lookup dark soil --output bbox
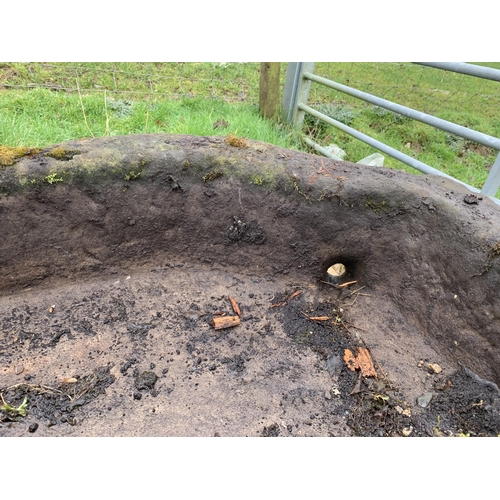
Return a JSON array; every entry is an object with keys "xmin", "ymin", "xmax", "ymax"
[{"xmin": 1, "ymin": 134, "xmax": 499, "ymax": 437}]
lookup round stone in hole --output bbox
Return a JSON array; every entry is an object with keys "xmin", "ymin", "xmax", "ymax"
[{"xmin": 327, "ymin": 263, "xmax": 346, "ymax": 284}]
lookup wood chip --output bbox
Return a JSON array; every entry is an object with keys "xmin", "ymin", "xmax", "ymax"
[{"xmin": 211, "ymin": 315, "xmax": 241, "ymax": 330}]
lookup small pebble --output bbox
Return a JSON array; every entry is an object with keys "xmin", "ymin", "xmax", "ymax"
[
  {"xmin": 28, "ymin": 423, "xmax": 39, "ymax": 433},
  {"xmin": 417, "ymin": 392, "xmax": 434, "ymax": 408},
  {"xmin": 426, "ymin": 363, "xmax": 442, "ymax": 374}
]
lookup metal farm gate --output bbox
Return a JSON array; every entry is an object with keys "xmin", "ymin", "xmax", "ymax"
[{"xmin": 282, "ymin": 62, "xmax": 500, "ymax": 205}]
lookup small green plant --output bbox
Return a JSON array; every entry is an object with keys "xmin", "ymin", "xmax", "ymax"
[
  {"xmin": 107, "ymin": 99, "xmax": 134, "ymax": 118},
  {"xmin": 202, "ymin": 169, "xmax": 223, "ymax": 182},
  {"xmin": 250, "ymin": 174, "xmax": 264, "ymax": 185},
  {"xmin": 446, "ymin": 133, "xmax": 466, "ymax": 153},
  {"xmin": 44, "ymin": 172, "xmax": 64, "ymax": 184},
  {"xmin": 124, "ymin": 171, "xmax": 141, "ymax": 181},
  {"xmin": 1, "ymin": 394, "xmax": 28, "ymax": 420},
  {"xmin": 373, "ymin": 394, "xmax": 390, "ymax": 410}
]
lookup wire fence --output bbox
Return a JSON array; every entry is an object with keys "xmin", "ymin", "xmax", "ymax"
[
  {"xmin": 0, "ymin": 62, "xmax": 273, "ymax": 103},
  {"xmin": 3, "ymin": 62, "xmax": 500, "ymax": 123}
]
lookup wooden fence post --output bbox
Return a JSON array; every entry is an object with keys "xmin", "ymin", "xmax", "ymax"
[{"xmin": 259, "ymin": 62, "xmax": 281, "ymax": 119}]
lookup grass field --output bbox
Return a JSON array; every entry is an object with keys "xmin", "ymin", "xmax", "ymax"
[
  {"xmin": 1, "ymin": 62, "xmax": 499, "ymax": 196},
  {"xmin": 307, "ymin": 63, "xmax": 500, "ymax": 195}
]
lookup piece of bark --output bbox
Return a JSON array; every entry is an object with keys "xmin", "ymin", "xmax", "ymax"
[
  {"xmin": 343, "ymin": 347, "xmax": 377, "ymax": 378},
  {"xmin": 228, "ymin": 296, "xmax": 241, "ymax": 316},
  {"xmin": 355, "ymin": 347, "xmax": 377, "ymax": 378},
  {"xmin": 211, "ymin": 315, "xmax": 241, "ymax": 330},
  {"xmin": 344, "ymin": 349, "xmax": 358, "ymax": 371}
]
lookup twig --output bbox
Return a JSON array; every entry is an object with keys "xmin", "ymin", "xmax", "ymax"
[
  {"xmin": 228, "ymin": 296, "xmax": 241, "ymax": 316},
  {"xmin": 347, "ymin": 322, "xmax": 368, "ymax": 332},
  {"xmin": 288, "ymin": 290, "xmax": 302, "ymax": 300},
  {"xmin": 270, "ymin": 301, "xmax": 286, "ymax": 309},
  {"xmin": 321, "ymin": 280, "xmax": 337, "ymax": 287},
  {"xmin": 76, "ymin": 71, "xmax": 95, "ymax": 138},
  {"xmin": 5, "ymin": 383, "xmax": 64, "ymax": 394},
  {"xmin": 345, "ymin": 294, "xmax": 360, "ymax": 308},
  {"xmin": 337, "ymin": 280, "xmax": 357, "ymax": 288},
  {"xmin": 301, "ymin": 311, "xmax": 331, "ymax": 321},
  {"xmin": 269, "ymin": 289, "xmax": 302, "ymax": 309}
]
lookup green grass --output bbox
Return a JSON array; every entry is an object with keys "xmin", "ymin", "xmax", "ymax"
[
  {"xmin": 0, "ymin": 87, "xmax": 298, "ymax": 149},
  {"xmin": 303, "ymin": 63, "xmax": 500, "ymax": 196},
  {"xmin": 0, "ymin": 62, "xmax": 499, "ymax": 197}
]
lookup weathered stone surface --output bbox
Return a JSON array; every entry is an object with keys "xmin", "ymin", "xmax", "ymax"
[{"xmin": 1, "ymin": 133, "xmax": 499, "ymax": 399}]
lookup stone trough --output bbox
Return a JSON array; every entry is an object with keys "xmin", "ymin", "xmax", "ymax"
[{"xmin": 1, "ymin": 134, "xmax": 499, "ymax": 436}]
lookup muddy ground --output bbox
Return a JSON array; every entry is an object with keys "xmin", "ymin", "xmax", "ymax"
[{"xmin": 1, "ymin": 134, "xmax": 499, "ymax": 437}]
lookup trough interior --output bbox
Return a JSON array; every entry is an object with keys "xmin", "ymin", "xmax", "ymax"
[{"xmin": 1, "ymin": 134, "xmax": 499, "ymax": 437}]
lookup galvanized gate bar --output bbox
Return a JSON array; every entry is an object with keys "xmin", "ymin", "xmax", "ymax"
[
  {"xmin": 481, "ymin": 152, "xmax": 500, "ymax": 196},
  {"xmin": 416, "ymin": 62, "xmax": 500, "ymax": 83},
  {"xmin": 282, "ymin": 62, "xmax": 315, "ymax": 126},
  {"xmin": 298, "ymin": 103, "xmax": 480, "ymax": 191},
  {"xmin": 302, "ymin": 71, "xmax": 500, "ymax": 151},
  {"xmin": 302, "ymin": 136, "xmax": 345, "ymax": 160}
]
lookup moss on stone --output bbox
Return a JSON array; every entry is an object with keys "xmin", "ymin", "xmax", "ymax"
[
  {"xmin": 365, "ymin": 197, "xmax": 388, "ymax": 212},
  {"xmin": 45, "ymin": 147, "xmax": 80, "ymax": 161},
  {"xmin": 0, "ymin": 146, "xmax": 41, "ymax": 167},
  {"xmin": 491, "ymin": 242, "xmax": 500, "ymax": 258}
]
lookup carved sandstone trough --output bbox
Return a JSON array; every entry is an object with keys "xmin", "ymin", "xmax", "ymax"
[{"xmin": 1, "ymin": 134, "xmax": 499, "ymax": 436}]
